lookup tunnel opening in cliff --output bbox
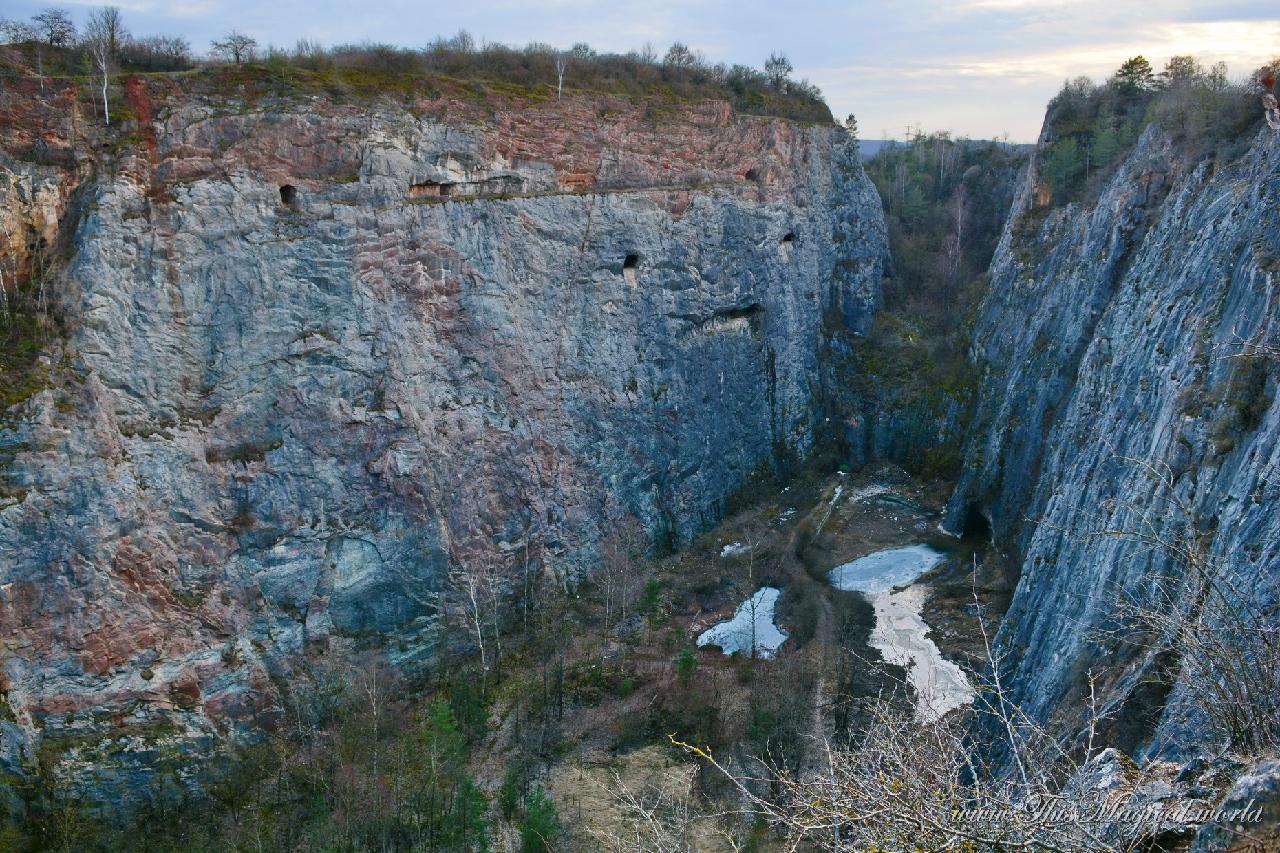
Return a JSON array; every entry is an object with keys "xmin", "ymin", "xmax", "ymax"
[
  {"xmin": 780, "ymin": 233, "xmax": 795, "ymax": 258},
  {"xmin": 409, "ymin": 180, "xmax": 455, "ymax": 199},
  {"xmin": 960, "ymin": 503, "xmax": 992, "ymax": 541},
  {"xmin": 279, "ymin": 184, "xmax": 297, "ymax": 207},
  {"xmin": 744, "ymin": 168, "xmax": 762, "ymax": 183},
  {"xmin": 623, "ymin": 253, "xmax": 639, "ymax": 285}
]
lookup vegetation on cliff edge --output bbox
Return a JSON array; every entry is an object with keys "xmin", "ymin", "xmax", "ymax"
[{"xmin": 0, "ymin": 17, "xmax": 833, "ymax": 124}]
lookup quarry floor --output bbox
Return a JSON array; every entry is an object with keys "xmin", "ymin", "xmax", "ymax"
[{"xmin": 475, "ymin": 462, "xmax": 1012, "ymax": 850}]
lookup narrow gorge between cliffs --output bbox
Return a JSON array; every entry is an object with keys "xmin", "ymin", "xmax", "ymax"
[{"xmin": 1, "ymin": 35, "xmax": 1278, "ymax": 853}]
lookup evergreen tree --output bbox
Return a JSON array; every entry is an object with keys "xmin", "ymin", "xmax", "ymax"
[
  {"xmin": 1042, "ymin": 137, "xmax": 1084, "ymax": 200},
  {"xmin": 443, "ymin": 777, "xmax": 490, "ymax": 851},
  {"xmin": 520, "ymin": 788, "xmax": 562, "ymax": 853},
  {"xmin": 675, "ymin": 647, "xmax": 698, "ymax": 685},
  {"xmin": 845, "ymin": 113, "xmax": 859, "ymax": 140},
  {"xmin": 1090, "ymin": 124, "xmax": 1123, "ymax": 168},
  {"xmin": 1112, "ymin": 56, "xmax": 1155, "ymax": 93},
  {"xmin": 638, "ymin": 577, "xmax": 663, "ymax": 624}
]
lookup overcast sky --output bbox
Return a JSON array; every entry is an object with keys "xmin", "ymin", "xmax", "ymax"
[{"xmin": 6, "ymin": 0, "xmax": 1278, "ymax": 140}]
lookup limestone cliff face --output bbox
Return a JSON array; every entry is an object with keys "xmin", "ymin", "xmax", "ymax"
[
  {"xmin": 0, "ymin": 79, "xmax": 886, "ymax": 791},
  {"xmin": 944, "ymin": 123, "xmax": 1280, "ymax": 754}
]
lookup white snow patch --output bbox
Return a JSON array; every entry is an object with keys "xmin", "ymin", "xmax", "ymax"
[
  {"xmin": 720, "ymin": 541, "xmax": 750, "ymax": 558},
  {"xmin": 844, "ymin": 484, "xmax": 891, "ymax": 504},
  {"xmin": 696, "ymin": 587, "xmax": 788, "ymax": 658}
]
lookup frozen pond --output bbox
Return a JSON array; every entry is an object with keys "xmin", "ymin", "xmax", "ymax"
[
  {"xmin": 826, "ymin": 544, "xmax": 947, "ymax": 593},
  {"xmin": 826, "ymin": 545, "xmax": 973, "ymax": 720},
  {"xmin": 696, "ymin": 587, "xmax": 788, "ymax": 659}
]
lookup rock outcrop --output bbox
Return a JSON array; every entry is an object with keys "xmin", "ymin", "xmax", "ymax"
[
  {"xmin": 944, "ymin": 121, "xmax": 1280, "ymax": 756},
  {"xmin": 0, "ymin": 78, "xmax": 886, "ymax": 796}
]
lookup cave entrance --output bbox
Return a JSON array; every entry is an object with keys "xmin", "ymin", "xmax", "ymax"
[
  {"xmin": 744, "ymin": 168, "xmax": 762, "ymax": 183},
  {"xmin": 780, "ymin": 232, "xmax": 795, "ymax": 258},
  {"xmin": 279, "ymin": 184, "xmax": 297, "ymax": 207},
  {"xmin": 961, "ymin": 503, "xmax": 992, "ymax": 541},
  {"xmin": 623, "ymin": 253, "xmax": 639, "ymax": 285},
  {"xmin": 409, "ymin": 181, "xmax": 456, "ymax": 200}
]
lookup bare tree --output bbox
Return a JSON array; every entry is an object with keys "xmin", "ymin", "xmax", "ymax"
[
  {"xmin": 28, "ymin": 7, "xmax": 74, "ymax": 88},
  {"xmin": 211, "ymin": 30, "xmax": 257, "ymax": 64},
  {"xmin": 0, "ymin": 259, "xmax": 11, "ymax": 326},
  {"xmin": 84, "ymin": 7, "xmax": 127, "ymax": 125},
  {"xmin": 448, "ymin": 560, "xmax": 490, "ymax": 679},
  {"xmin": 0, "ymin": 18, "xmax": 37, "ymax": 45},
  {"xmin": 554, "ymin": 52, "xmax": 568, "ymax": 100},
  {"xmin": 85, "ymin": 6, "xmax": 126, "ymax": 60},
  {"xmin": 442, "ymin": 29, "xmax": 473, "ymax": 52},
  {"xmin": 663, "ymin": 42, "xmax": 698, "ymax": 69},
  {"xmin": 589, "ymin": 771, "xmax": 712, "ymax": 852},
  {"xmin": 599, "ymin": 514, "xmax": 645, "ymax": 630},
  {"xmin": 32, "ymin": 8, "xmax": 75, "ymax": 46},
  {"xmin": 445, "ymin": 509, "xmax": 511, "ymax": 687},
  {"xmin": 764, "ymin": 52, "xmax": 793, "ymax": 89},
  {"xmin": 1089, "ymin": 450, "xmax": 1280, "ymax": 757}
]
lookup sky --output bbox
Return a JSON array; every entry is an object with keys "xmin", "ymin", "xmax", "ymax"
[{"xmin": 4, "ymin": 0, "xmax": 1278, "ymax": 141}]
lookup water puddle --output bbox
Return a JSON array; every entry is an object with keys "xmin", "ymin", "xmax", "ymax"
[
  {"xmin": 827, "ymin": 545, "xmax": 973, "ymax": 720},
  {"xmin": 696, "ymin": 586, "xmax": 788, "ymax": 659}
]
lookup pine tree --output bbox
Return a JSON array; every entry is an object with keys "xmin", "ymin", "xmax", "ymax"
[
  {"xmin": 1090, "ymin": 124, "xmax": 1123, "ymax": 168},
  {"xmin": 520, "ymin": 788, "xmax": 562, "ymax": 853},
  {"xmin": 1042, "ymin": 138, "xmax": 1084, "ymax": 200},
  {"xmin": 675, "ymin": 647, "xmax": 698, "ymax": 685},
  {"xmin": 1112, "ymin": 56, "xmax": 1155, "ymax": 93}
]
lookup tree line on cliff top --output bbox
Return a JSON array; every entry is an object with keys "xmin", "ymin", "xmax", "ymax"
[
  {"xmin": 0, "ymin": 6, "xmax": 833, "ymax": 123},
  {"xmin": 1038, "ymin": 54, "xmax": 1280, "ymax": 205}
]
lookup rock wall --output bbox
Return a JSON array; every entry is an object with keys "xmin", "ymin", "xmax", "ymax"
[
  {"xmin": 944, "ymin": 122, "xmax": 1280, "ymax": 755},
  {"xmin": 0, "ymin": 79, "xmax": 886, "ymax": 793}
]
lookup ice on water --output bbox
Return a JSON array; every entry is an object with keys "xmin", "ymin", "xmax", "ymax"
[
  {"xmin": 697, "ymin": 586, "xmax": 788, "ymax": 658},
  {"xmin": 826, "ymin": 544, "xmax": 946, "ymax": 594}
]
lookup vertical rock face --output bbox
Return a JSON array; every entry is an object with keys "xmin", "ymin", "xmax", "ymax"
[
  {"xmin": 945, "ymin": 123, "xmax": 1280, "ymax": 753},
  {"xmin": 0, "ymin": 82, "xmax": 886, "ymax": 791}
]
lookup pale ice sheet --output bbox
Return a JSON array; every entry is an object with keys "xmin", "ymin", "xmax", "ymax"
[
  {"xmin": 697, "ymin": 587, "xmax": 788, "ymax": 658},
  {"xmin": 870, "ymin": 585, "xmax": 974, "ymax": 720},
  {"xmin": 826, "ymin": 545, "xmax": 973, "ymax": 720},
  {"xmin": 826, "ymin": 544, "xmax": 946, "ymax": 594}
]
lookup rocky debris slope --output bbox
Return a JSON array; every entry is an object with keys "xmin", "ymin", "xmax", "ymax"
[
  {"xmin": 0, "ymin": 78, "xmax": 886, "ymax": 797},
  {"xmin": 944, "ymin": 121, "xmax": 1280, "ymax": 761}
]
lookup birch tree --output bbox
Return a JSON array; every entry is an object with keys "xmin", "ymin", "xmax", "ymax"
[
  {"xmin": 554, "ymin": 52, "xmax": 568, "ymax": 100},
  {"xmin": 85, "ymin": 7, "xmax": 126, "ymax": 126}
]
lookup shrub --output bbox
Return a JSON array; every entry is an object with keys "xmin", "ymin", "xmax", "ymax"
[
  {"xmin": 277, "ymin": 38, "xmax": 833, "ymax": 123},
  {"xmin": 520, "ymin": 788, "xmax": 562, "ymax": 853}
]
